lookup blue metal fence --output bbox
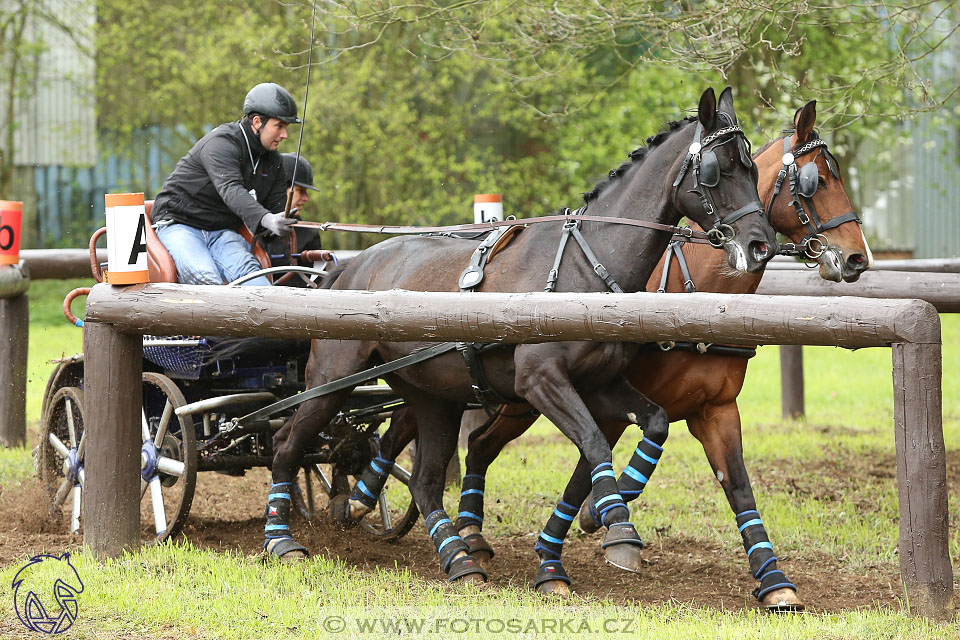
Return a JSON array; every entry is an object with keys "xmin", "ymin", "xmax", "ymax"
[{"xmin": 30, "ymin": 125, "xmax": 192, "ymax": 247}]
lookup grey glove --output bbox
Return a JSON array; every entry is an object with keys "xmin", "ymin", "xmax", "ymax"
[{"xmin": 260, "ymin": 211, "xmax": 296, "ymax": 238}]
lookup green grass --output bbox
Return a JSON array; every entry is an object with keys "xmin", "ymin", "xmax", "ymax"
[
  {"xmin": 1, "ymin": 280, "xmax": 958, "ymax": 638},
  {"xmin": 0, "ymin": 544, "xmax": 952, "ymax": 639}
]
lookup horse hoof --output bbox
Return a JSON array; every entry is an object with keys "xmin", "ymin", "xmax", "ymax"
[
  {"xmin": 453, "ymin": 571, "xmax": 487, "ymax": 586},
  {"xmin": 762, "ymin": 588, "xmax": 805, "ymax": 612},
  {"xmin": 536, "ymin": 580, "xmax": 571, "ymax": 598},
  {"xmin": 329, "ymin": 494, "xmax": 361, "ymax": 529},
  {"xmin": 462, "ymin": 533, "xmax": 495, "ymax": 564},
  {"xmin": 578, "ymin": 500, "xmax": 600, "ymax": 534},
  {"xmin": 264, "ymin": 537, "xmax": 309, "ymax": 562},
  {"xmin": 603, "ymin": 543, "xmax": 644, "ymax": 573}
]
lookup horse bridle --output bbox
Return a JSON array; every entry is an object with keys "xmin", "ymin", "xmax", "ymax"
[
  {"xmin": 766, "ymin": 132, "xmax": 861, "ymax": 259},
  {"xmin": 672, "ymin": 114, "xmax": 765, "ymax": 248}
]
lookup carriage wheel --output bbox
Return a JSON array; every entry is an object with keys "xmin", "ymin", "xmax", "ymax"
[
  {"xmin": 293, "ymin": 438, "xmax": 419, "ymax": 542},
  {"xmin": 39, "ymin": 387, "xmax": 87, "ymax": 535},
  {"xmin": 139, "ymin": 372, "xmax": 197, "ymax": 543}
]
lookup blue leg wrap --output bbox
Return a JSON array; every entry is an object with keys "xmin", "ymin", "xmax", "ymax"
[
  {"xmin": 455, "ymin": 474, "xmax": 486, "ymax": 531},
  {"xmin": 736, "ymin": 510, "xmax": 797, "ymax": 600},
  {"xmin": 534, "ymin": 500, "xmax": 578, "ymax": 560},
  {"xmin": 591, "ymin": 462, "xmax": 629, "ymax": 527},
  {"xmin": 349, "ymin": 453, "xmax": 395, "ymax": 509},
  {"xmin": 424, "ymin": 510, "xmax": 470, "ymax": 573},
  {"xmin": 618, "ymin": 437, "xmax": 662, "ymax": 502},
  {"xmin": 264, "ymin": 482, "xmax": 293, "ymax": 544}
]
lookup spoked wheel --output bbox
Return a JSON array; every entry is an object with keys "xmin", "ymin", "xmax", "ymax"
[
  {"xmin": 139, "ymin": 372, "xmax": 197, "ymax": 543},
  {"xmin": 39, "ymin": 387, "xmax": 87, "ymax": 535},
  {"xmin": 293, "ymin": 438, "xmax": 419, "ymax": 542}
]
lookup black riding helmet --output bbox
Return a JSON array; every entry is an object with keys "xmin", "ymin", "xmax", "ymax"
[
  {"xmin": 243, "ymin": 83, "xmax": 301, "ymax": 124},
  {"xmin": 282, "ymin": 153, "xmax": 320, "ymax": 191}
]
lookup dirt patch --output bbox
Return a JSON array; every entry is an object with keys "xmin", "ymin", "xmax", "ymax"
[{"xmin": 0, "ymin": 467, "xmax": 923, "ymax": 614}]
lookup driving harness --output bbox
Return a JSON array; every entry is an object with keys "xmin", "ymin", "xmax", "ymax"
[{"xmin": 456, "ymin": 116, "xmax": 763, "ymax": 410}]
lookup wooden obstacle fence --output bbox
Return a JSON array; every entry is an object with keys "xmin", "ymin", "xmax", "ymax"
[
  {"xmin": 756, "ymin": 270, "xmax": 960, "ymax": 418},
  {"xmin": 81, "ymin": 283, "xmax": 950, "ymax": 618}
]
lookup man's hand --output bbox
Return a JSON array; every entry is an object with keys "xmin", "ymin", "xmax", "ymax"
[{"xmin": 260, "ymin": 211, "xmax": 296, "ymax": 237}]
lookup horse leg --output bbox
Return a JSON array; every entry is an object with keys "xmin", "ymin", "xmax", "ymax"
[
  {"xmin": 456, "ymin": 406, "xmax": 537, "ymax": 563},
  {"xmin": 531, "ymin": 456, "xmax": 597, "ymax": 596},
  {"xmin": 264, "ymin": 342, "xmax": 370, "ymax": 560},
  {"xmin": 405, "ymin": 398, "xmax": 487, "ymax": 583},
  {"xmin": 574, "ymin": 378, "xmax": 668, "ymax": 539},
  {"xmin": 688, "ymin": 402, "xmax": 804, "ymax": 612},
  {"xmin": 514, "ymin": 357, "xmax": 645, "ymax": 574},
  {"xmin": 330, "ymin": 405, "xmax": 419, "ymax": 525}
]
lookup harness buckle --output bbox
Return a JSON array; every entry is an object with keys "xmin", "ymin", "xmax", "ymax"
[{"xmin": 658, "ymin": 341, "xmax": 675, "ymax": 352}]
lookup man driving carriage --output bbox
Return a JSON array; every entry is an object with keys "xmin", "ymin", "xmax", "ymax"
[{"xmin": 152, "ymin": 82, "xmax": 300, "ymax": 286}]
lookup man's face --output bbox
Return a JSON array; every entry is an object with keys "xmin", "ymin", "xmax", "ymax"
[
  {"xmin": 255, "ymin": 116, "xmax": 289, "ymax": 150},
  {"xmin": 288, "ymin": 185, "xmax": 309, "ymax": 212}
]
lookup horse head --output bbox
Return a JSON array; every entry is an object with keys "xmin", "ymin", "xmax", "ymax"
[
  {"xmin": 755, "ymin": 100, "xmax": 873, "ymax": 282},
  {"xmin": 665, "ymin": 87, "xmax": 778, "ymax": 274}
]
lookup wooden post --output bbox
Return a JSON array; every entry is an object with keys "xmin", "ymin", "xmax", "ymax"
[
  {"xmin": 0, "ymin": 293, "xmax": 28, "ymax": 447},
  {"xmin": 0, "ymin": 262, "xmax": 30, "ymax": 447},
  {"xmin": 892, "ymin": 341, "xmax": 952, "ymax": 618},
  {"xmin": 82, "ymin": 321, "xmax": 142, "ymax": 557},
  {"xmin": 779, "ymin": 345, "xmax": 805, "ymax": 419}
]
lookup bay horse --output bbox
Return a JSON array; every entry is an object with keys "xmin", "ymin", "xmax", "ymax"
[
  {"xmin": 405, "ymin": 101, "xmax": 869, "ymax": 607},
  {"xmin": 263, "ymin": 87, "xmax": 778, "ymax": 583}
]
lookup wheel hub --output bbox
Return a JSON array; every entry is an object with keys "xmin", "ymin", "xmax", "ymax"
[
  {"xmin": 140, "ymin": 441, "xmax": 159, "ymax": 480},
  {"xmin": 61, "ymin": 448, "xmax": 80, "ymax": 485}
]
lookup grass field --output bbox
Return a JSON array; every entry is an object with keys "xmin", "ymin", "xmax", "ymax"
[{"xmin": 1, "ymin": 279, "xmax": 958, "ymax": 638}]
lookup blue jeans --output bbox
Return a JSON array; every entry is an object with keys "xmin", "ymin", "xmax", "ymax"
[{"xmin": 155, "ymin": 223, "xmax": 271, "ymax": 286}]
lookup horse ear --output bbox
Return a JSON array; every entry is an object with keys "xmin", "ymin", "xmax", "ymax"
[
  {"xmin": 717, "ymin": 86, "xmax": 737, "ymax": 123},
  {"xmin": 59, "ymin": 552, "xmax": 71, "ymax": 563},
  {"xmin": 794, "ymin": 100, "xmax": 817, "ymax": 141},
  {"xmin": 698, "ymin": 87, "xmax": 717, "ymax": 130}
]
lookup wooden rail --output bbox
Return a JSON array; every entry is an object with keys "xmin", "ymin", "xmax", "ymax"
[
  {"xmin": 81, "ymin": 283, "xmax": 950, "ymax": 617},
  {"xmin": 20, "ymin": 248, "xmax": 106, "ymax": 281},
  {"xmin": 757, "ymin": 270, "xmax": 960, "ymax": 418},
  {"xmin": 767, "ymin": 256, "xmax": 960, "ymax": 273}
]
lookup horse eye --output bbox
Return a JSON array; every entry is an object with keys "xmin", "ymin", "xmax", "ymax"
[{"xmin": 818, "ymin": 176, "xmax": 827, "ymax": 187}]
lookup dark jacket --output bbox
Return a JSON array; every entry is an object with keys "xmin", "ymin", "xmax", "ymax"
[{"xmin": 151, "ymin": 120, "xmax": 288, "ymax": 232}]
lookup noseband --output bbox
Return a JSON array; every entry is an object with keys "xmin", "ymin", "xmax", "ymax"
[
  {"xmin": 766, "ymin": 132, "xmax": 862, "ymax": 259},
  {"xmin": 672, "ymin": 116, "xmax": 765, "ymax": 248}
]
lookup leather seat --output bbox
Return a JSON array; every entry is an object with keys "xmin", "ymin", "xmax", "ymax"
[{"xmin": 144, "ymin": 200, "xmax": 271, "ymax": 283}]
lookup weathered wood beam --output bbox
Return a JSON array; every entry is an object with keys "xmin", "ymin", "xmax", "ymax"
[
  {"xmin": 779, "ymin": 345, "xmax": 804, "ymax": 420},
  {"xmin": 757, "ymin": 270, "xmax": 960, "ymax": 313},
  {"xmin": 0, "ymin": 263, "xmax": 30, "ymax": 447},
  {"xmin": 84, "ymin": 284, "xmax": 939, "ymax": 347},
  {"xmin": 892, "ymin": 341, "xmax": 951, "ymax": 618},
  {"xmin": 20, "ymin": 248, "xmax": 104, "ymax": 280},
  {"xmin": 82, "ymin": 322, "xmax": 142, "ymax": 557},
  {"xmin": 767, "ymin": 256, "xmax": 960, "ymax": 273}
]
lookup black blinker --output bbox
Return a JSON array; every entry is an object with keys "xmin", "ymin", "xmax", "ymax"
[
  {"xmin": 699, "ymin": 150, "xmax": 720, "ymax": 188},
  {"xmin": 798, "ymin": 161, "xmax": 819, "ymax": 198}
]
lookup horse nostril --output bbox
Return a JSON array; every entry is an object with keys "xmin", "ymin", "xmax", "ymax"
[
  {"xmin": 847, "ymin": 253, "xmax": 866, "ymax": 271},
  {"xmin": 750, "ymin": 241, "xmax": 772, "ymax": 263}
]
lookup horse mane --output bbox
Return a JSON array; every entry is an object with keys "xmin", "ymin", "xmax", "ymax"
[{"xmin": 582, "ymin": 115, "xmax": 697, "ymax": 204}]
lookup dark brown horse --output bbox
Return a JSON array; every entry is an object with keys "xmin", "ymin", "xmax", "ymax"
[
  {"xmin": 262, "ymin": 87, "xmax": 778, "ymax": 583},
  {"xmin": 421, "ymin": 101, "xmax": 869, "ymax": 606}
]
